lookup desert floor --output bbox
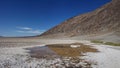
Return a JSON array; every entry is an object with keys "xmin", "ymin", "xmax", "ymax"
[{"xmin": 0, "ymin": 37, "xmax": 120, "ymax": 68}]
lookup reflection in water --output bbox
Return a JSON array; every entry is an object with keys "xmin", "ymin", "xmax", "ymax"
[
  {"xmin": 26, "ymin": 43, "xmax": 98, "ymax": 59},
  {"xmin": 26, "ymin": 46, "xmax": 59, "ymax": 59}
]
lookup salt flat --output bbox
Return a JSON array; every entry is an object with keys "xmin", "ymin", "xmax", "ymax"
[
  {"xmin": 0, "ymin": 38, "xmax": 120, "ymax": 68},
  {"xmin": 83, "ymin": 42, "xmax": 120, "ymax": 68}
]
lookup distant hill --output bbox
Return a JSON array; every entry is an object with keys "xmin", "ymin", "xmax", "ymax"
[
  {"xmin": 0, "ymin": 36, "xmax": 3, "ymax": 37},
  {"xmin": 40, "ymin": 0, "xmax": 120, "ymax": 42}
]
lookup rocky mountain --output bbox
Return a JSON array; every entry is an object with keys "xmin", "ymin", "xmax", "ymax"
[{"xmin": 40, "ymin": 0, "xmax": 120, "ymax": 42}]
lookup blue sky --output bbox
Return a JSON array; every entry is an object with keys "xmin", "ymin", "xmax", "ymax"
[{"xmin": 0, "ymin": 0, "xmax": 111, "ymax": 37}]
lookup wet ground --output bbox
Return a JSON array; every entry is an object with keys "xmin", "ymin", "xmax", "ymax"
[
  {"xmin": 25, "ymin": 43, "xmax": 98, "ymax": 68},
  {"xmin": 47, "ymin": 43, "xmax": 98, "ymax": 57},
  {"xmin": 25, "ymin": 46, "xmax": 60, "ymax": 59},
  {"xmin": 26, "ymin": 43, "xmax": 98, "ymax": 58}
]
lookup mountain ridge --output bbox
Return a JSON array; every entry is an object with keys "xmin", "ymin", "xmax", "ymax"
[{"xmin": 40, "ymin": 0, "xmax": 120, "ymax": 42}]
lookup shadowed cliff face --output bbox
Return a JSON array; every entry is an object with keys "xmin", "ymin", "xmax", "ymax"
[{"xmin": 40, "ymin": 0, "xmax": 120, "ymax": 37}]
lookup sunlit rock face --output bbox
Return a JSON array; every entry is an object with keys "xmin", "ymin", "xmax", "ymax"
[{"xmin": 40, "ymin": 0, "xmax": 120, "ymax": 39}]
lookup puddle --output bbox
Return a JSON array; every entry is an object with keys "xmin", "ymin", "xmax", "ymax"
[
  {"xmin": 24, "ymin": 43, "xmax": 98, "ymax": 68},
  {"xmin": 25, "ymin": 46, "xmax": 59, "ymax": 59},
  {"xmin": 25, "ymin": 43, "xmax": 98, "ymax": 59}
]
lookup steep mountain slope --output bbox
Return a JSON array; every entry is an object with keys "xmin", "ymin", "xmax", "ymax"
[{"xmin": 40, "ymin": 0, "xmax": 120, "ymax": 41}]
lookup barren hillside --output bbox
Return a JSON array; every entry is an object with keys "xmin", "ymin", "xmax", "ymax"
[{"xmin": 40, "ymin": 0, "xmax": 120, "ymax": 40}]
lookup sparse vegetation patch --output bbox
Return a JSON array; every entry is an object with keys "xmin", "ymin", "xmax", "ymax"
[
  {"xmin": 104, "ymin": 42, "xmax": 120, "ymax": 46},
  {"xmin": 91, "ymin": 40, "xmax": 104, "ymax": 44},
  {"xmin": 91, "ymin": 40, "xmax": 120, "ymax": 46}
]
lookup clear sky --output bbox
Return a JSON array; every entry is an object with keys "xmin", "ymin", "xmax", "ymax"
[{"xmin": 0, "ymin": 0, "xmax": 111, "ymax": 37}]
